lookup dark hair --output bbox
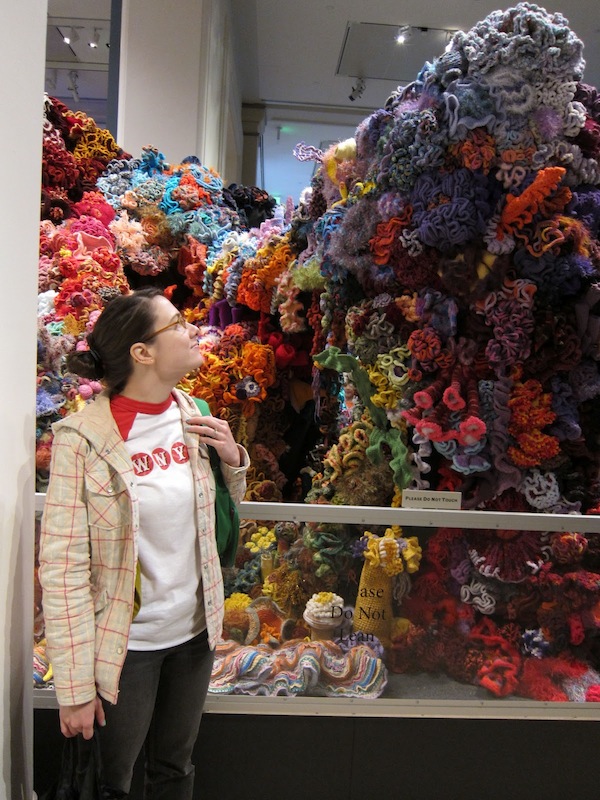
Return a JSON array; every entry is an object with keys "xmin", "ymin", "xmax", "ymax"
[{"xmin": 65, "ymin": 287, "xmax": 164, "ymax": 395}]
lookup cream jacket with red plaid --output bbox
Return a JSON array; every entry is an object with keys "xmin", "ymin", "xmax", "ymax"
[{"xmin": 39, "ymin": 390, "xmax": 248, "ymax": 707}]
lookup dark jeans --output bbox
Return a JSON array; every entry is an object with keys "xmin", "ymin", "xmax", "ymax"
[{"xmin": 97, "ymin": 630, "xmax": 214, "ymax": 800}]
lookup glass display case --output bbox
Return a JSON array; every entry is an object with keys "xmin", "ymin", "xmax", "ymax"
[{"xmin": 34, "ymin": 493, "xmax": 600, "ymax": 720}]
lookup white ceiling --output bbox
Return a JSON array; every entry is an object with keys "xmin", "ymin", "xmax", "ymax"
[
  {"xmin": 44, "ymin": 0, "xmax": 600, "ymax": 197},
  {"xmin": 45, "ymin": 0, "xmax": 111, "ymax": 124},
  {"xmin": 231, "ymin": 0, "xmax": 600, "ymax": 114},
  {"xmin": 232, "ymin": 0, "xmax": 600, "ymax": 199}
]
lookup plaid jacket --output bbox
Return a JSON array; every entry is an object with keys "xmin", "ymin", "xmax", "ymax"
[{"xmin": 39, "ymin": 389, "xmax": 248, "ymax": 706}]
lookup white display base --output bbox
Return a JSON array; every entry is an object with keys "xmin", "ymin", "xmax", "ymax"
[{"xmin": 33, "ymin": 679, "xmax": 600, "ymax": 721}]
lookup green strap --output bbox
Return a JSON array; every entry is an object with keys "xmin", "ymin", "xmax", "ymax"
[
  {"xmin": 193, "ymin": 397, "xmax": 211, "ymax": 416},
  {"xmin": 192, "ymin": 396, "xmax": 240, "ymax": 567},
  {"xmin": 133, "ymin": 560, "xmax": 141, "ymax": 620},
  {"xmin": 192, "ymin": 397, "xmax": 221, "ymax": 472}
]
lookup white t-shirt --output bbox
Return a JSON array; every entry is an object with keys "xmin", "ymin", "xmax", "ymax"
[{"xmin": 111, "ymin": 393, "xmax": 206, "ymax": 650}]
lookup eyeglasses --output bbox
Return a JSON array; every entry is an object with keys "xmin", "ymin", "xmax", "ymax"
[{"xmin": 145, "ymin": 313, "xmax": 188, "ymax": 340}]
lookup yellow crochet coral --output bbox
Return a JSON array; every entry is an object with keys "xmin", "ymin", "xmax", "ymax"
[
  {"xmin": 224, "ymin": 593, "xmax": 253, "ymax": 611},
  {"xmin": 354, "ymin": 527, "xmax": 422, "ymax": 646},
  {"xmin": 363, "ymin": 526, "xmax": 422, "ymax": 576},
  {"xmin": 245, "ymin": 526, "xmax": 276, "ymax": 554}
]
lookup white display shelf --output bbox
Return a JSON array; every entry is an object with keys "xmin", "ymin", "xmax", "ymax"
[
  {"xmin": 32, "ymin": 685, "xmax": 600, "ymax": 721},
  {"xmin": 34, "ymin": 494, "xmax": 600, "ymax": 533},
  {"xmin": 34, "ymin": 493, "xmax": 600, "ymax": 720}
]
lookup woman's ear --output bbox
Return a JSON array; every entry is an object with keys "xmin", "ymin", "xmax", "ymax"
[{"xmin": 130, "ymin": 342, "xmax": 155, "ymax": 366}]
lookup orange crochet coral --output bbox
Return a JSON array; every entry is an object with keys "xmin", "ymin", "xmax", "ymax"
[
  {"xmin": 178, "ymin": 236, "xmax": 208, "ymax": 296},
  {"xmin": 507, "ymin": 378, "xmax": 559, "ymax": 467},
  {"xmin": 369, "ymin": 211, "xmax": 413, "ymax": 265},
  {"xmin": 498, "ymin": 166, "xmax": 571, "ymax": 238},
  {"xmin": 221, "ymin": 341, "xmax": 277, "ymax": 416},
  {"xmin": 449, "ymin": 129, "xmax": 496, "ymax": 174},
  {"xmin": 172, "ymin": 171, "xmax": 213, "ymax": 210},
  {"xmin": 237, "ymin": 240, "xmax": 293, "ymax": 313}
]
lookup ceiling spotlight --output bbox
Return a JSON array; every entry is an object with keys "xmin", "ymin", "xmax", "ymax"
[
  {"xmin": 88, "ymin": 28, "xmax": 100, "ymax": 48},
  {"xmin": 395, "ymin": 25, "xmax": 410, "ymax": 45},
  {"xmin": 67, "ymin": 70, "xmax": 80, "ymax": 103},
  {"xmin": 63, "ymin": 26, "xmax": 80, "ymax": 45},
  {"xmin": 348, "ymin": 77, "xmax": 366, "ymax": 102}
]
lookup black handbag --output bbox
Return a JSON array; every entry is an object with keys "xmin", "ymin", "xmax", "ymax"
[{"xmin": 39, "ymin": 734, "xmax": 107, "ymax": 800}]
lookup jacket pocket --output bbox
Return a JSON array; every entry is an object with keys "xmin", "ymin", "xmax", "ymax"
[{"xmin": 85, "ymin": 466, "xmax": 130, "ymax": 529}]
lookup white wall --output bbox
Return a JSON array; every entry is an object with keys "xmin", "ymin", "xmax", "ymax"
[
  {"xmin": 1, "ymin": 2, "xmax": 47, "ymax": 797},
  {"xmin": 117, "ymin": 0, "xmax": 242, "ymax": 181},
  {"xmin": 260, "ymin": 103, "xmax": 369, "ymax": 204},
  {"xmin": 262, "ymin": 118, "xmax": 358, "ymax": 204}
]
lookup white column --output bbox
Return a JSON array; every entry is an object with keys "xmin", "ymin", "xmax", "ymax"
[
  {"xmin": 117, "ymin": 0, "xmax": 242, "ymax": 179},
  {"xmin": 1, "ymin": 1, "xmax": 47, "ymax": 797}
]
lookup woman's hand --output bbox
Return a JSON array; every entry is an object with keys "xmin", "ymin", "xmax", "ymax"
[
  {"xmin": 186, "ymin": 414, "xmax": 241, "ymax": 467},
  {"xmin": 59, "ymin": 696, "xmax": 105, "ymax": 739}
]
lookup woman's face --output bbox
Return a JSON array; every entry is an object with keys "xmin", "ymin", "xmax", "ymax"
[{"xmin": 145, "ymin": 296, "xmax": 203, "ymax": 381}]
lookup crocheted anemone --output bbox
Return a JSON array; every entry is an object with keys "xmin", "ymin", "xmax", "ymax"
[{"xmin": 466, "ymin": 528, "xmax": 547, "ymax": 583}]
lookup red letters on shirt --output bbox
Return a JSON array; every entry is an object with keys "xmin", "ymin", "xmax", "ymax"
[{"xmin": 130, "ymin": 443, "xmax": 189, "ymax": 476}]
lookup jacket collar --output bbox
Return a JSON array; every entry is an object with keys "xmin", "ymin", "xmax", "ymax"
[
  {"xmin": 54, "ymin": 392, "xmax": 133, "ymax": 475},
  {"xmin": 54, "ymin": 392, "xmax": 120, "ymax": 446},
  {"xmin": 53, "ymin": 389, "xmax": 208, "ymax": 475}
]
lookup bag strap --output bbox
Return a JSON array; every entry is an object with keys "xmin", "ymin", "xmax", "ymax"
[
  {"xmin": 191, "ymin": 395, "xmax": 239, "ymax": 567},
  {"xmin": 192, "ymin": 396, "xmax": 220, "ymax": 470},
  {"xmin": 193, "ymin": 396, "xmax": 211, "ymax": 417}
]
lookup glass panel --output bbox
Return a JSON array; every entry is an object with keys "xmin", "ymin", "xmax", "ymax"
[
  {"xmin": 214, "ymin": 512, "xmax": 600, "ymax": 704},
  {"xmin": 33, "ymin": 497, "xmax": 600, "ymax": 713}
]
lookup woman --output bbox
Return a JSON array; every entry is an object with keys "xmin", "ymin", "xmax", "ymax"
[{"xmin": 39, "ymin": 287, "xmax": 249, "ymax": 799}]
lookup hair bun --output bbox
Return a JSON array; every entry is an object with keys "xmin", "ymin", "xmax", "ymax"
[{"xmin": 87, "ymin": 347, "xmax": 105, "ymax": 378}]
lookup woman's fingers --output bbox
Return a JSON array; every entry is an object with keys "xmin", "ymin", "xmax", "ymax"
[{"xmin": 186, "ymin": 416, "xmax": 240, "ymax": 465}]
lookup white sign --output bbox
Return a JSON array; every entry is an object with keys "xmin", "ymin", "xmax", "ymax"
[{"xmin": 402, "ymin": 489, "xmax": 462, "ymax": 510}]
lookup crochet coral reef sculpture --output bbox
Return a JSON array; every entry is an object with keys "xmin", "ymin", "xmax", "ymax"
[
  {"xmin": 303, "ymin": 3, "xmax": 600, "ymax": 515},
  {"xmin": 36, "ymin": 96, "xmax": 310, "ymax": 502},
  {"xmin": 35, "ymin": 4, "xmax": 600, "ymax": 702},
  {"xmin": 288, "ymin": 3, "xmax": 600, "ymax": 699}
]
